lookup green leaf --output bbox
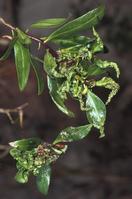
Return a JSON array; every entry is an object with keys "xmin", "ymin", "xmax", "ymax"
[
  {"xmin": 36, "ymin": 165, "xmax": 51, "ymax": 195},
  {"xmin": 44, "ymin": 6, "xmax": 105, "ymax": 42},
  {"xmin": 31, "ymin": 18, "xmax": 66, "ymax": 29},
  {"xmin": 86, "ymin": 64, "xmax": 106, "ymax": 76},
  {"xmin": 0, "ymin": 38, "xmax": 17, "ymax": 61},
  {"xmin": 9, "ymin": 138, "xmax": 42, "ymax": 150},
  {"xmin": 86, "ymin": 90, "xmax": 106, "ymax": 137},
  {"xmin": 14, "ymin": 40, "xmax": 31, "ymax": 91},
  {"xmin": 95, "ymin": 59, "xmax": 120, "ymax": 78},
  {"xmin": 91, "ymin": 27, "xmax": 104, "ymax": 53},
  {"xmin": 54, "ymin": 124, "xmax": 92, "ymax": 144},
  {"xmin": 16, "ymin": 28, "xmax": 31, "ymax": 45},
  {"xmin": 31, "ymin": 58, "xmax": 44, "ymax": 95},
  {"xmin": 96, "ymin": 77, "xmax": 120, "ymax": 104},
  {"xmin": 10, "ymin": 148, "xmax": 19, "ymax": 157},
  {"xmin": 44, "ymin": 51, "xmax": 63, "ymax": 78},
  {"xmin": 47, "ymin": 76, "xmax": 74, "ymax": 117},
  {"xmin": 15, "ymin": 170, "xmax": 29, "ymax": 184},
  {"xmin": 44, "ymin": 50, "xmax": 57, "ymax": 76},
  {"xmin": 53, "ymin": 36, "xmax": 95, "ymax": 48}
]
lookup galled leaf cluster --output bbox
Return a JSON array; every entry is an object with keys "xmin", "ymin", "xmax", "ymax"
[
  {"xmin": 10, "ymin": 138, "xmax": 67, "ymax": 194},
  {"xmin": 45, "ymin": 27, "xmax": 120, "ymax": 137},
  {"xmin": 0, "ymin": 5, "xmax": 120, "ymax": 195},
  {"xmin": 10, "ymin": 124, "xmax": 92, "ymax": 194}
]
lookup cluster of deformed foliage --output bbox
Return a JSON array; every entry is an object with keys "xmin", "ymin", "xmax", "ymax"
[
  {"xmin": 10, "ymin": 138, "xmax": 67, "ymax": 195},
  {"xmin": 0, "ymin": 5, "xmax": 120, "ymax": 195}
]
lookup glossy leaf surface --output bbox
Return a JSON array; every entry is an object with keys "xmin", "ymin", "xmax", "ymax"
[
  {"xmin": 9, "ymin": 138, "xmax": 41, "ymax": 150},
  {"xmin": 31, "ymin": 58, "xmax": 44, "ymax": 95},
  {"xmin": 47, "ymin": 76, "xmax": 74, "ymax": 117},
  {"xmin": 36, "ymin": 165, "xmax": 51, "ymax": 195},
  {"xmin": 54, "ymin": 124, "xmax": 92, "ymax": 144},
  {"xmin": 53, "ymin": 36, "xmax": 95, "ymax": 48},
  {"xmin": 44, "ymin": 6, "xmax": 105, "ymax": 42},
  {"xmin": 31, "ymin": 18, "xmax": 66, "ymax": 29},
  {"xmin": 86, "ymin": 90, "xmax": 106, "ymax": 137},
  {"xmin": 14, "ymin": 40, "xmax": 31, "ymax": 91}
]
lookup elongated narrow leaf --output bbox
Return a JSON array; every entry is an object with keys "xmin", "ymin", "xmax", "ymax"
[
  {"xmin": 44, "ymin": 6, "xmax": 105, "ymax": 42},
  {"xmin": 31, "ymin": 58, "xmax": 44, "ymax": 95},
  {"xmin": 14, "ymin": 40, "xmax": 31, "ymax": 91},
  {"xmin": 86, "ymin": 90, "xmax": 106, "ymax": 137},
  {"xmin": 36, "ymin": 165, "xmax": 51, "ymax": 195},
  {"xmin": 96, "ymin": 77, "xmax": 120, "ymax": 104},
  {"xmin": 9, "ymin": 138, "xmax": 42, "ymax": 150},
  {"xmin": 53, "ymin": 36, "xmax": 95, "ymax": 48},
  {"xmin": 47, "ymin": 76, "xmax": 74, "ymax": 117},
  {"xmin": 54, "ymin": 124, "xmax": 92, "ymax": 144},
  {"xmin": 31, "ymin": 18, "xmax": 66, "ymax": 29},
  {"xmin": 16, "ymin": 28, "xmax": 31, "ymax": 45},
  {"xmin": 0, "ymin": 38, "xmax": 17, "ymax": 61}
]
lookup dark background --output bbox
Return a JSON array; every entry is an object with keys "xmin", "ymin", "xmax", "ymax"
[{"xmin": 0, "ymin": 0, "xmax": 132, "ymax": 199}]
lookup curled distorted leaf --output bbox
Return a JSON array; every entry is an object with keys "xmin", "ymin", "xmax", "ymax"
[
  {"xmin": 91, "ymin": 27, "xmax": 104, "ymax": 53},
  {"xmin": 95, "ymin": 59, "xmax": 120, "ymax": 78},
  {"xmin": 16, "ymin": 28, "xmax": 31, "ymax": 45},
  {"xmin": 44, "ymin": 6, "xmax": 105, "ymax": 42},
  {"xmin": 14, "ymin": 40, "xmax": 31, "ymax": 91},
  {"xmin": 30, "ymin": 58, "xmax": 44, "ymax": 95},
  {"xmin": 47, "ymin": 76, "xmax": 74, "ymax": 117},
  {"xmin": 15, "ymin": 170, "xmax": 29, "ymax": 184},
  {"xmin": 52, "ymin": 144, "xmax": 68, "ymax": 155},
  {"xmin": 0, "ymin": 38, "xmax": 17, "ymax": 61},
  {"xmin": 96, "ymin": 77, "xmax": 120, "ymax": 104},
  {"xmin": 9, "ymin": 148, "xmax": 21, "ymax": 160},
  {"xmin": 36, "ymin": 165, "xmax": 51, "ymax": 195},
  {"xmin": 31, "ymin": 18, "xmax": 66, "ymax": 29},
  {"xmin": 54, "ymin": 124, "xmax": 92, "ymax": 144},
  {"xmin": 44, "ymin": 50, "xmax": 57, "ymax": 76},
  {"xmin": 9, "ymin": 138, "xmax": 42, "ymax": 150},
  {"xmin": 86, "ymin": 90, "xmax": 106, "ymax": 137}
]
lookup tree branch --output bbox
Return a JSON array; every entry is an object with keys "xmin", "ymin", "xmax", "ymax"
[
  {"xmin": 0, "ymin": 144, "xmax": 11, "ymax": 159},
  {"xmin": 0, "ymin": 17, "xmax": 15, "ymax": 30},
  {"xmin": 0, "ymin": 103, "xmax": 29, "ymax": 127},
  {"xmin": 0, "ymin": 17, "xmax": 58, "ymax": 58}
]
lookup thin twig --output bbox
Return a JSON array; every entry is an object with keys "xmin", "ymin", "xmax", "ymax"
[
  {"xmin": 1, "ymin": 35, "xmax": 12, "ymax": 40},
  {"xmin": 27, "ymin": 33, "xmax": 58, "ymax": 58},
  {"xmin": 0, "ymin": 17, "xmax": 58, "ymax": 58},
  {"xmin": 0, "ymin": 17, "xmax": 15, "ymax": 30},
  {"xmin": 0, "ymin": 103, "xmax": 28, "ymax": 113},
  {"xmin": 0, "ymin": 144, "xmax": 11, "ymax": 159},
  {"xmin": 0, "ymin": 103, "xmax": 29, "ymax": 127}
]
